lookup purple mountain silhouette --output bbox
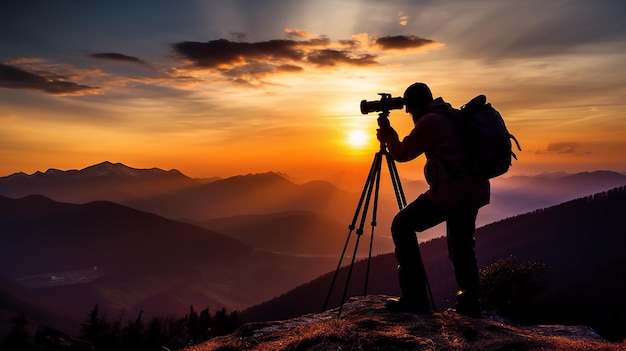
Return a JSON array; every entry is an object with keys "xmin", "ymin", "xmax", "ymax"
[{"xmin": 0, "ymin": 161, "xmax": 198, "ymax": 203}]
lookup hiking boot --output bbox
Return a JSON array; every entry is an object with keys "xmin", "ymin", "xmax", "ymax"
[
  {"xmin": 454, "ymin": 303, "xmax": 482, "ymax": 318},
  {"xmin": 454, "ymin": 290, "xmax": 482, "ymax": 318},
  {"xmin": 385, "ymin": 297, "xmax": 430, "ymax": 314}
]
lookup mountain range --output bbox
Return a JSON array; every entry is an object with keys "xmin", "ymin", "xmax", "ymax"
[
  {"xmin": 2, "ymin": 162, "xmax": 626, "ymax": 247},
  {"xmin": 0, "ymin": 162, "xmax": 197, "ymax": 204},
  {"xmin": 1, "ymin": 162, "xmax": 626, "ymax": 341}
]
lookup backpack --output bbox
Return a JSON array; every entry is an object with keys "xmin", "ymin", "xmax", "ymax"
[{"xmin": 455, "ymin": 95, "xmax": 521, "ymax": 180}]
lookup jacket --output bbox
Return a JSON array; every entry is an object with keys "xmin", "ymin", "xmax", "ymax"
[{"xmin": 384, "ymin": 97, "xmax": 490, "ymax": 208}]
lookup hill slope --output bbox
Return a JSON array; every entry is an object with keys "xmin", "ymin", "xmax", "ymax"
[
  {"xmin": 195, "ymin": 210, "xmax": 395, "ymax": 256},
  {"xmin": 0, "ymin": 195, "xmax": 339, "ymax": 336}
]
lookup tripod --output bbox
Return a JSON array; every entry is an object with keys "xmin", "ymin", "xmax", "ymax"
[{"xmin": 323, "ymin": 111, "xmax": 435, "ymax": 316}]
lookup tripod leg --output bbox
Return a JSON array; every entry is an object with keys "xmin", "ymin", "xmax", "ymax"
[
  {"xmin": 364, "ymin": 154, "xmax": 383, "ymax": 296},
  {"xmin": 351, "ymin": 151, "xmax": 381, "ymax": 230},
  {"xmin": 338, "ymin": 151, "xmax": 382, "ymax": 316},
  {"xmin": 322, "ymin": 228, "xmax": 353, "ymax": 311},
  {"xmin": 385, "ymin": 151, "xmax": 407, "ymax": 209},
  {"xmin": 338, "ymin": 226, "xmax": 363, "ymax": 316},
  {"xmin": 324, "ymin": 150, "xmax": 381, "ymax": 312}
]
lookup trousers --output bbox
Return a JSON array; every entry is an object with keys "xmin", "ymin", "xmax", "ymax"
[{"xmin": 391, "ymin": 194, "xmax": 480, "ymax": 302}]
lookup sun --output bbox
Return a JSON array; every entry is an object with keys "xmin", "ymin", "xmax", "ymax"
[{"xmin": 346, "ymin": 130, "xmax": 368, "ymax": 147}]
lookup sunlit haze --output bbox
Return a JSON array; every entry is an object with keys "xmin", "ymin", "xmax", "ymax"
[{"xmin": 1, "ymin": 0, "xmax": 625, "ymax": 188}]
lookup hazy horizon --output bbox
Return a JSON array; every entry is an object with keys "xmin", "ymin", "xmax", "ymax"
[{"xmin": 2, "ymin": 160, "xmax": 625, "ymax": 194}]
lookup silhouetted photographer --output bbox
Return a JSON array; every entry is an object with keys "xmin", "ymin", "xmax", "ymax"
[{"xmin": 376, "ymin": 83, "xmax": 489, "ymax": 318}]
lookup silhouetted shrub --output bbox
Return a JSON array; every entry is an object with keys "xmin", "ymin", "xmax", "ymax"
[{"xmin": 480, "ymin": 255, "xmax": 549, "ymax": 321}]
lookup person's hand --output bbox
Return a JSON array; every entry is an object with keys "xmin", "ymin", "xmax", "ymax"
[
  {"xmin": 377, "ymin": 116, "xmax": 391, "ymax": 129},
  {"xmin": 376, "ymin": 128, "xmax": 385, "ymax": 143},
  {"xmin": 376, "ymin": 126, "xmax": 398, "ymax": 143},
  {"xmin": 376, "ymin": 115, "xmax": 397, "ymax": 143}
]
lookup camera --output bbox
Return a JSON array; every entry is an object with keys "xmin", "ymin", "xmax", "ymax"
[{"xmin": 360, "ymin": 93, "xmax": 404, "ymax": 114}]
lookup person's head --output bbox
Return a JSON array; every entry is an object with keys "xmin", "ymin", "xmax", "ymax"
[{"xmin": 403, "ymin": 82, "xmax": 433, "ymax": 119}]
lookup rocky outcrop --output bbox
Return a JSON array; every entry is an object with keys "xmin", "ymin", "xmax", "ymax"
[{"xmin": 186, "ymin": 295, "xmax": 621, "ymax": 351}]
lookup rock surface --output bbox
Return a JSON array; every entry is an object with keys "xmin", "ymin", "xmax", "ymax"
[{"xmin": 185, "ymin": 295, "xmax": 622, "ymax": 350}]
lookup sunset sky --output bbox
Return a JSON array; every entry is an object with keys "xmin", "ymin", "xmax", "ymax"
[{"xmin": 2, "ymin": 0, "xmax": 625, "ymax": 186}]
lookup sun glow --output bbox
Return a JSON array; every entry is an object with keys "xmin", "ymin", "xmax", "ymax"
[{"xmin": 347, "ymin": 130, "xmax": 368, "ymax": 147}]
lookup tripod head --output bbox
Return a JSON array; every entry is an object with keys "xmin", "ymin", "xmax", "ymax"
[
  {"xmin": 377, "ymin": 109, "xmax": 390, "ymax": 119},
  {"xmin": 376, "ymin": 110, "xmax": 393, "ymax": 151}
]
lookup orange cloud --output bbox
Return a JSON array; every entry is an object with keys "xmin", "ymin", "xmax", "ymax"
[
  {"xmin": 546, "ymin": 142, "xmax": 579, "ymax": 154},
  {"xmin": 306, "ymin": 49, "xmax": 377, "ymax": 67},
  {"xmin": 0, "ymin": 63, "xmax": 102, "ymax": 96},
  {"xmin": 284, "ymin": 28, "xmax": 320, "ymax": 39}
]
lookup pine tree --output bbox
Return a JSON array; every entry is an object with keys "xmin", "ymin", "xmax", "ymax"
[
  {"xmin": 125, "ymin": 310, "xmax": 145, "ymax": 349},
  {"xmin": 80, "ymin": 304, "xmax": 103, "ymax": 346},
  {"xmin": 146, "ymin": 317, "xmax": 163, "ymax": 351},
  {"xmin": 3, "ymin": 314, "xmax": 34, "ymax": 351}
]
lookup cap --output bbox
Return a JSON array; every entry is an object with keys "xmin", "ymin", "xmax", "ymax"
[{"xmin": 403, "ymin": 82, "xmax": 433, "ymax": 110}]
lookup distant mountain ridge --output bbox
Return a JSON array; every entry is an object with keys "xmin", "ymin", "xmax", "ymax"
[
  {"xmin": 0, "ymin": 161, "xmax": 198, "ymax": 204},
  {"xmin": 3, "ymin": 161, "xmax": 186, "ymax": 180},
  {"xmin": 2, "ymin": 162, "xmax": 626, "ymax": 245},
  {"xmin": 0, "ymin": 162, "xmax": 361, "ymax": 223},
  {"xmin": 494, "ymin": 170, "xmax": 626, "ymax": 192},
  {"xmin": 479, "ymin": 170, "xmax": 626, "ymax": 227}
]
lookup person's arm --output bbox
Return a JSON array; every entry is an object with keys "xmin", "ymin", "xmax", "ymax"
[
  {"xmin": 385, "ymin": 127, "xmax": 425, "ymax": 162},
  {"xmin": 378, "ymin": 115, "xmax": 435, "ymax": 162}
]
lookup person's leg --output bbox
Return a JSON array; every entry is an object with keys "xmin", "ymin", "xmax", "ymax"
[
  {"xmin": 445, "ymin": 207, "xmax": 481, "ymax": 317},
  {"xmin": 387, "ymin": 194, "xmax": 445, "ymax": 312}
]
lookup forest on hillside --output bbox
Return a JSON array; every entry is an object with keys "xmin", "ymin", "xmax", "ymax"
[{"xmin": 3, "ymin": 304, "xmax": 238, "ymax": 351}]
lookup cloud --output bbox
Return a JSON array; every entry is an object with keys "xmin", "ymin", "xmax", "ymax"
[
  {"xmin": 546, "ymin": 142, "xmax": 579, "ymax": 154},
  {"xmin": 0, "ymin": 63, "xmax": 101, "ymax": 96},
  {"xmin": 284, "ymin": 28, "xmax": 319, "ymax": 39},
  {"xmin": 397, "ymin": 12, "xmax": 409, "ymax": 26},
  {"xmin": 374, "ymin": 35, "xmax": 439, "ymax": 51},
  {"xmin": 172, "ymin": 39, "xmax": 305, "ymax": 69},
  {"xmin": 223, "ymin": 62, "xmax": 304, "ymax": 85},
  {"xmin": 306, "ymin": 49, "xmax": 377, "ymax": 67},
  {"xmin": 88, "ymin": 52, "xmax": 147, "ymax": 65},
  {"xmin": 171, "ymin": 37, "xmax": 372, "ymax": 84},
  {"xmin": 171, "ymin": 33, "xmax": 440, "ymax": 85}
]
